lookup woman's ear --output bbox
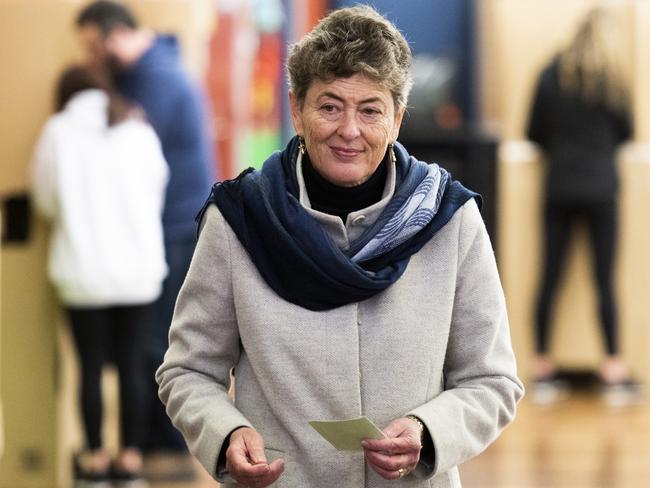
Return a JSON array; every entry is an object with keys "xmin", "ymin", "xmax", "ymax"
[
  {"xmin": 390, "ymin": 105, "xmax": 406, "ymax": 141},
  {"xmin": 289, "ymin": 91, "xmax": 303, "ymax": 136}
]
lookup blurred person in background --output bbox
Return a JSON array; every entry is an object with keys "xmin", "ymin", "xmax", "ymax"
[
  {"xmin": 31, "ymin": 64, "xmax": 168, "ymax": 488},
  {"xmin": 75, "ymin": 0, "xmax": 217, "ymax": 462},
  {"xmin": 156, "ymin": 6, "xmax": 523, "ymax": 487},
  {"xmin": 527, "ymin": 8, "xmax": 640, "ymax": 405}
]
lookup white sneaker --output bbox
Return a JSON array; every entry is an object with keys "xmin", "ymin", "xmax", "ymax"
[
  {"xmin": 601, "ymin": 379, "xmax": 644, "ymax": 407},
  {"xmin": 531, "ymin": 376, "xmax": 571, "ymax": 405}
]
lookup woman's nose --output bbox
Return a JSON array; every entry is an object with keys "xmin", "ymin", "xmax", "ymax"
[{"xmin": 337, "ymin": 111, "xmax": 361, "ymax": 140}]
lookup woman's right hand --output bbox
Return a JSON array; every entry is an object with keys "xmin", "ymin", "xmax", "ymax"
[{"xmin": 226, "ymin": 427, "xmax": 285, "ymax": 487}]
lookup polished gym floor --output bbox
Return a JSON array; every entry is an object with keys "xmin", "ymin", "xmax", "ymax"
[
  {"xmin": 151, "ymin": 393, "xmax": 650, "ymax": 488},
  {"xmin": 460, "ymin": 393, "xmax": 650, "ymax": 488}
]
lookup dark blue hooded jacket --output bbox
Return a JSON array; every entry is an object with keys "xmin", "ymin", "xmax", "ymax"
[{"xmin": 117, "ymin": 35, "xmax": 215, "ymax": 241}]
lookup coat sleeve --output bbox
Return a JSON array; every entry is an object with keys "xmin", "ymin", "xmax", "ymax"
[
  {"xmin": 137, "ymin": 122, "xmax": 169, "ymax": 215},
  {"xmin": 156, "ymin": 205, "xmax": 253, "ymax": 479},
  {"xmin": 408, "ymin": 200, "xmax": 524, "ymax": 477},
  {"xmin": 30, "ymin": 123, "xmax": 59, "ymax": 221}
]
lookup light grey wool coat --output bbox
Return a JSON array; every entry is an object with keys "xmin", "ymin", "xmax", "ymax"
[{"xmin": 156, "ymin": 158, "xmax": 524, "ymax": 488}]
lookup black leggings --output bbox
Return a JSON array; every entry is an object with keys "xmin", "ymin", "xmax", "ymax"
[
  {"xmin": 535, "ymin": 200, "xmax": 618, "ymax": 356},
  {"xmin": 67, "ymin": 305, "xmax": 151, "ymax": 450}
]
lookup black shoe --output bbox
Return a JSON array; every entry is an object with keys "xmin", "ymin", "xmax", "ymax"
[
  {"xmin": 110, "ymin": 462, "xmax": 149, "ymax": 488},
  {"xmin": 73, "ymin": 456, "xmax": 111, "ymax": 488}
]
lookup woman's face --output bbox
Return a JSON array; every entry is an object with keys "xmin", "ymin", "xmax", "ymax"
[{"xmin": 290, "ymin": 74, "xmax": 405, "ymax": 187}]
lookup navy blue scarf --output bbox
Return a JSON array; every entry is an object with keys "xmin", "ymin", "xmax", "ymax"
[{"xmin": 197, "ymin": 136, "xmax": 480, "ymax": 311}]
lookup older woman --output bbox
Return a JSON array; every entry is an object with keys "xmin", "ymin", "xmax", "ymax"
[{"xmin": 157, "ymin": 5, "xmax": 523, "ymax": 487}]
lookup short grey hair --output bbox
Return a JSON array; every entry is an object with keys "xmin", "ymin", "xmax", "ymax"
[{"xmin": 286, "ymin": 5, "xmax": 413, "ymax": 110}]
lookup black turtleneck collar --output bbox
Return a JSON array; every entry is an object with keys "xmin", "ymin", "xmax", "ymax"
[{"xmin": 302, "ymin": 154, "xmax": 388, "ymax": 222}]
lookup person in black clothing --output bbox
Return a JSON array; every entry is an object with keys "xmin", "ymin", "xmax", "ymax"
[{"xmin": 527, "ymin": 8, "xmax": 640, "ymax": 405}]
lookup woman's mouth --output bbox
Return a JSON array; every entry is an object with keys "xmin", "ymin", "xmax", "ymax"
[{"xmin": 331, "ymin": 146, "xmax": 362, "ymax": 159}]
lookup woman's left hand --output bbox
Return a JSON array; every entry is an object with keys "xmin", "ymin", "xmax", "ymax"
[{"xmin": 361, "ymin": 417, "xmax": 422, "ymax": 480}]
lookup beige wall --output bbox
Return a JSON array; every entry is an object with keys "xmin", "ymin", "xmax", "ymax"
[
  {"xmin": 0, "ymin": 3, "xmax": 81, "ymax": 486},
  {"xmin": 481, "ymin": 0, "xmax": 650, "ymax": 382},
  {"xmin": 0, "ymin": 211, "xmax": 3, "ymax": 460},
  {"xmin": 0, "ymin": 1, "xmax": 216, "ymax": 487},
  {"xmin": 634, "ymin": 1, "xmax": 650, "ymax": 141}
]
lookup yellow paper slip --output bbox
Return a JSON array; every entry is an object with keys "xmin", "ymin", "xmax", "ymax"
[{"xmin": 308, "ymin": 416, "xmax": 386, "ymax": 451}]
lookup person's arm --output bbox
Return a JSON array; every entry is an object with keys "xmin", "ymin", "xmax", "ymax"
[
  {"xmin": 136, "ymin": 122, "xmax": 169, "ymax": 214},
  {"xmin": 172, "ymin": 78, "xmax": 216, "ymax": 181},
  {"xmin": 155, "ymin": 205, "xmax": 252, "ymax": 480},
  {"xmin": 527, "ymin": 71, "xmax": 550, "ymax": 148},
  {"xmin": 407, "ymin": 200, "xmax": 524, "ymax": 478},
  {"xmin": 614, "ymin": 105, "xmax": 633, "ymax": 144},
  {"xmin": 30, "ymin": 123, "xmax": 59, "ymax": 220}
]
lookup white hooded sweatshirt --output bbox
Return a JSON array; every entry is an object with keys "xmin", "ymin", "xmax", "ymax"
[{"xmin": 31, "ymin": 89, "xmax": 169, "ymax": 306}]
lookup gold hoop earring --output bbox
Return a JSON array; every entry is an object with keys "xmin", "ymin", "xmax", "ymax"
[
  {"xmin": 389, "ymin": 143, "xmax": 396, "ymax": 163},
  {"xmin": 298, "ymin": 136, "xmax": 306, "ymax": 156}
]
